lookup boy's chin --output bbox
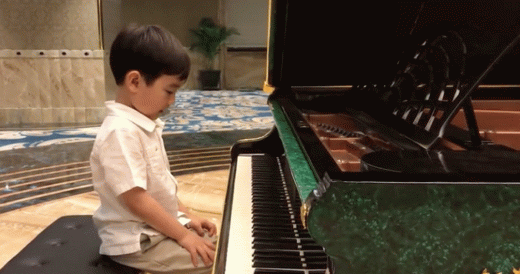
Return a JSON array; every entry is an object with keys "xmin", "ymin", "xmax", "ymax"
[
  {"xmin": 157, "ymin": 109, "xmax": 171, "ymax": 118},
  {"xmin": 144, "ymin": 113, "xmax": 160, "ymax": 120}
]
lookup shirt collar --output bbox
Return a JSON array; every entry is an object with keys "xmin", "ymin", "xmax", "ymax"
[{"xmin": 105, "ymin": 101, "xmax": 165, "ymax": 133}]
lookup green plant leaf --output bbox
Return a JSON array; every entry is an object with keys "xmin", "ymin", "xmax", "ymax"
[{"xmin": 189, "ymin": 18, "xmax": 240, "ymax": 69}]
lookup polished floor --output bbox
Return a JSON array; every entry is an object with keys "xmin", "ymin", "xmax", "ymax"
[{"xmin": 0, "ymin": 91, "xmax": 272, "ymax": 268}]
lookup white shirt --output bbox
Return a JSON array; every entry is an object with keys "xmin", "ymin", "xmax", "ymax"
[{"xmin": 91, "ymin": 101, "xmax": 179, "ymax": 255}]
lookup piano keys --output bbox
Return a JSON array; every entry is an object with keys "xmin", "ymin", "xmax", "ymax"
[{"xmin": 221, "ymin": 154, "xmax": 328, "ymax": 274}]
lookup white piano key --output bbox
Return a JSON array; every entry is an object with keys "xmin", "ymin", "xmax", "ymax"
[{"xmin": 224, "ymin": 155, "xmax": 254, "ymax": 273}]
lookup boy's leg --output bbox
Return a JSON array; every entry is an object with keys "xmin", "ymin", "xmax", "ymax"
[{"xmin": 111, "ymin": 231, "xmax": 218, "ymax": 274}]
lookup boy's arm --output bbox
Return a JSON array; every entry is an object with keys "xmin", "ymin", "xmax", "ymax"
[
  {"xmin": 178, "ymin": 200, "xmax": 217, "ymax": 236},
  {"xmin": 119, "ymin": 187, "xmax": 215, "ymax": 267}
]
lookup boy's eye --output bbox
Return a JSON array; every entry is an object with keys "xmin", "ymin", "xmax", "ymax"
[{"xmin": 165, "ymin": 90, "xmax": 174, "ymax": 95}]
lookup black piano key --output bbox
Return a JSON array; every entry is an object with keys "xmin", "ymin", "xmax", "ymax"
[
  {"xmin": 252, "ymin": 223, "xmax": 300, "ymax": 229},
  {"xmin": 254, "ymin": 269, "xmax": 325, "ymax": 274},
  {"xmin": 254, "ymin": 249, "xmax": 324, "ymax": 255},
  {"xmin": 253, "ymin": 255, "xmax": 328, "ymax": 270},
  {"xmin": 254, "ymin": 252, "xmax": 304, "ymax": 261},
  {"xmin": 252, "ymin": 204, "xmax": 291, "ymax": 210},
  {"xmin": 303, "ymin": 256, "xmax": 329, "ymax": 264},
  {"xmin": 253, "ymin": 221, "xmax": 296, "ymax": 227},
  {"xmin": 252, "ymin": 214, "xmax": 294, "ymax": 219},
  {"xmin": 252, "ymin": 224, "xmax": 302, "ymax": 229},
  {"xmin": 253, "ymin": 260, "xmax": 304, "ymax": 268},
  {"xmin": 252, "ymin": 228, "xmax": 305, "ymax": 234},
  {"xmin": 253, "ymin": 231, "xmax": 311, "ymax": 238},
  {"xmin": 253, "ymin": 237, "xmax": 317, "ymax": 246},
  {"xmin": 252, "ymin": 211, "xmax": 292, "ymax": 218},
  {"xmin": 255, "ymin": 269, "xmax": 326, "ymax": 274},
  {"xmin": 253, "ymin": 242, "xmax": 301, "ymax": 250},
  {"xmin": 253, "ymin": 260, "xmax": 327, "ymax": 273},
  {"xmin": 254, "ymin": 269, "xmax": 305, "ymax": 274},
  {"xmin": 252, "ymin": 223, "xmax": 306, "ymax": 231},
  {"xmin": 252, "ymin": 215, "xmax": 294, "ymax": 220},
  {"xmin": 253, "ymin": 241, "xmax": 324, "ymax": 250}
]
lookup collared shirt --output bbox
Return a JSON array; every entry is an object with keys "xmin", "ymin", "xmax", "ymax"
[{"xmin": 91, "ymin": 101, "xmax": 178, "ymax": 255}]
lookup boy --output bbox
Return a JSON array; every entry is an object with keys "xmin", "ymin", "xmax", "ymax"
[{"xmin": 90, "ymin": 24, "xmax": 217, "ymax": 274}]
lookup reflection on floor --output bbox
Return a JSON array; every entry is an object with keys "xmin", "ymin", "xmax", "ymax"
[{"xmin": 0, "ymin": 128, "xmax": 270, "ymax": 268}]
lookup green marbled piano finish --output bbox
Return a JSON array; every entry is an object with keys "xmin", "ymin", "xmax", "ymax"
[
  {"xmin": 269, "ymin": 100, "xmax": 319, "ymax": 202},
  {"xmin": 308, "ymin": 183, "xmax": 520, "ymax": 274},
  {"xmin": 269, "ymin": 101, "xmax": 520, "ymax": 274}
]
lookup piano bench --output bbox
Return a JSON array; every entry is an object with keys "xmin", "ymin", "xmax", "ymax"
[{"xmin": 0, "ymin": 215, "xmax": 141, "ymax": 274}]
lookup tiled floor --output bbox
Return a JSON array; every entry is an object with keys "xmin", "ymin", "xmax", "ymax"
[{"xmin": 0, "ymin": 90, "xmax": 273, "ymax": 268}]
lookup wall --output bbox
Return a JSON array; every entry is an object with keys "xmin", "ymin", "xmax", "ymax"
[
  {"xmin": 221, "ymin": 0, "xmax": 268, "ymax": 90},
  {"xmin": 0, "ymin": 0, "xmax": 105, "ymax": 126},
  {"xmin": 224, "ymin": 0, "xmax": 268, "ymax": 47},
  {"xmin": 0, "ymin": 49, "xmax": 105, "ymax": 125},
  {"xmin": 224, "ymin": 50, "xmax": 266, "ymax": 90},
  {"xmin": 0, "ymin": 0, "xmax": 101, "ymax": 50},
  {"xmin": 121, "ymin": 0, "xmax": 220, "ymax": 47},
  {"xmin": 120, "ymin": 0, "xmax": 221, "ymax": 92},
  {"xmin": 101, "ymin": 0, "xmax": 123, "ymax": 101},
  {"xmin": 116, "ymin": 0, "xmax": 267, "ymax": 91}
]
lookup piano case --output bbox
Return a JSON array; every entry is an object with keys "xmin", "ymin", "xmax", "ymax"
[{"xmin": 215, "ymin": 1, "xmax": 520, "ymax": 274}]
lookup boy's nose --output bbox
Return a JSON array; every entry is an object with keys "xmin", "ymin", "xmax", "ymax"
[{"xmin": 168, "ymin": 95, "xmax": 176, "ymax": 105}]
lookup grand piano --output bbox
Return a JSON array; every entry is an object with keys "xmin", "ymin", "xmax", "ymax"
[{"xmin": 214, "ymin": 1, "xmax": 520, "ymax": 273}]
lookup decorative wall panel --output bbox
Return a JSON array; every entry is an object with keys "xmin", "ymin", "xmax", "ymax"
[
  {"xmin": 0, "ymin": 50, "xmax": 105, "ymax": 126},
  {"xmin": 0, "ymin": 0, "xmax": 101, "ymax": 50},
  {"xmin": 0, "ymin": 0, "xmax": 104, "ymax": 126}
]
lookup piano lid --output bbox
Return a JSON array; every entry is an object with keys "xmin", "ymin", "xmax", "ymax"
[{"xmin": 266, "ymin": 0, "xmax": 520, "ymax": 91}]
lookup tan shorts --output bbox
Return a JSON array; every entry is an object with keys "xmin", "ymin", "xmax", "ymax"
[{"xmin": 110, "ymin": 230, "xmax": 218, "ymax": 274}]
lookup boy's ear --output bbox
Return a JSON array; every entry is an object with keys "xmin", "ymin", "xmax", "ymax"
[{"xmin": 124, "ymin": 70, "xmax": 141, "ymax": 93}]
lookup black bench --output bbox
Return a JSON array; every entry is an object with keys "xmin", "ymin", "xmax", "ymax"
[{"xmin": 0, "ymin": 215, "xmax": 141, "ymax": 274}]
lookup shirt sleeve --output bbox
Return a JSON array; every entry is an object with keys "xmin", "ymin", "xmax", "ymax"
[{"xmin": 98, "ymin": 128, "xmax": 148, "ymax": 196}]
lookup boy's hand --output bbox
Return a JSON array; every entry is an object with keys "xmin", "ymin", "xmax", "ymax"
[
  {"xmin": 178, "ymin": 231, "xmax": 215, "ymax": 267},
  {"xmin": 187, "ymin": 215, "xmax": 217, "ymax": 237}
]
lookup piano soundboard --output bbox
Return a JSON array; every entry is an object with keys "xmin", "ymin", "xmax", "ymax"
[{"xmin": 304, "ymin": 113, "xmax": 402, "ymax": 172}]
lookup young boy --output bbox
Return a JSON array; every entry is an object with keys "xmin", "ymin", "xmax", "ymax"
[{"xmin": 90, "ymin": 24, "xmax": 217, "ymax": 274}]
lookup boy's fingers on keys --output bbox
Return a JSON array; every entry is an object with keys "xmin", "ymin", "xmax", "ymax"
[
  {"xmin": 204, "ymin": 238, "xmax": 216, "ymax": 250},
  {"xmin": 198, "ymin": 246, "xmax": 213, "ymax": 267},
  {"xmin": 186, "ymin": 247, "xmax": 198, "ymax": 267}
]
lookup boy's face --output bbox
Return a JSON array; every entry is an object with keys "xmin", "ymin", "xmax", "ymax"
[{"xmin": 131, "ymin": 74, "xmax": 184, "ymax": 120}]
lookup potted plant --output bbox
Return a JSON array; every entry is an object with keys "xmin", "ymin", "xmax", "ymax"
[{"xmin": 190, "ymin": 17, "xmax": 239, "ymax": 90}]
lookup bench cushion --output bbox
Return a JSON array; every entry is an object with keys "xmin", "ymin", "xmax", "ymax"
[{"xmin": 0, "ymin": 215, "xmax": 140, "ymax": 274}]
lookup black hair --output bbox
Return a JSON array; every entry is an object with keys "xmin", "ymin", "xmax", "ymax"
[{"xmin": 110, "ymin": 24, "xmax": 190, "ymax": 85}]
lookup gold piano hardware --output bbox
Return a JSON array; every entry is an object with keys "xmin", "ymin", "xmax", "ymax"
[
  {"xmin": 300, "ymin": 203, "xmax": 309, "ymax": 229},
  {"xmin": 263, "ymin": 81, "xmax": 275, "ymax": 94},
  {"xmin": 481, "ymin": 268, "xmax": 520, "ymax": 274}
]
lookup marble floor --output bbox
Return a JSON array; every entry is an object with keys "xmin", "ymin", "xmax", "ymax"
[{"xmin": 0, "ymin": 128, "xmax": 270, "ymax": 269}]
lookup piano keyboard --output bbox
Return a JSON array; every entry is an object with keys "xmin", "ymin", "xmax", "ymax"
[{"xmin": 224, "ymin": 154, "xmax": 329, "ymax": 274}]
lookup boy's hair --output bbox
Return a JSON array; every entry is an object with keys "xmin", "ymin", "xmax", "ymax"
[{"xmin": 110, "ymin": 24, "xmax": 190, "ymax": 85}]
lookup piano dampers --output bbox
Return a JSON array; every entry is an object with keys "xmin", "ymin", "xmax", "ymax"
[{"xmin": 316, "ymin": 123, "xmax": 364, "ymax": 138}]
